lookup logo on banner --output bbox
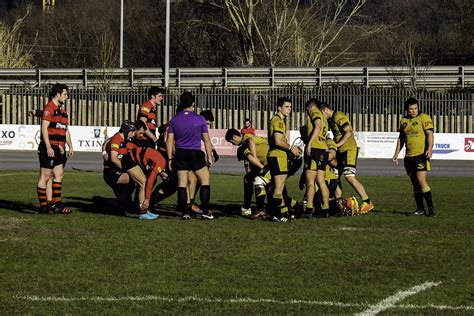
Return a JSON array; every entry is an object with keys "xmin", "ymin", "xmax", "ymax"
[
  {"xmin": 432, "ymin": 143, "xmax": 459, "ymax": 154},
  {"xmin": 465, "ymin": 138, "xmax": 474, "ymax": 152},
  {"xmin": 94, "ymin": 128, "xmax": 101, "ymax": 138}
]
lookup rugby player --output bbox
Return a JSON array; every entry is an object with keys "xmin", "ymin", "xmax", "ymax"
[
  {"xmin": 304, "ymin": 99, "xmax": 331, "ymax": 217},
  {"xmin": 136, "ymin": 87, "xmax": 164, "ymax": 148},
  {"xmin": 392, "ymin": 97, "xmax": 437, "ymax": 217},
  {"xmin": 267, "ymin": 97, "xmax": 302, "ymax": 222},
  {"xmin": 102, "ymin": 120, "xmax": 146, "ymax": 215},
  {"xmin": 166, "ymin": 92, "xmax": 214, "ymax": 220},
  {"xmin": 319, "ymin": 102, "xmax": 374, "ymax": 213},
  {"xmin": 225, "ymin": 128, "xmax": 270, "ymax": 219},
  {"xmin": 36, "ymin": 83, "xmax": 73, "ymax": 214},
  {"xmin": 121, "ymin": 146, "xmax": 167, "ymax": 220}
]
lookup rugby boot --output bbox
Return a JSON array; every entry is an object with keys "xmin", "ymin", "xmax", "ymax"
[
  {"xmin": 39, "ymin": 203, "xmax": 54, "ymax": 214},
  {"xmin": 412, "ymin": 209, "xmax": 425, "ymax": 216},
  {"xmin": 201, "ymin": 210, "xmax": 214, "ymax": 220},
  {"xmin": 427, "ymin": 207, "xmax": 437, "ymax": 217},
  {"xmin": 52, "ymin": 202, "xmax": 72, "ymax": 214},
  {"xmin": 359, "ymin": 201, "xmax": 374, "ymax": 214}
]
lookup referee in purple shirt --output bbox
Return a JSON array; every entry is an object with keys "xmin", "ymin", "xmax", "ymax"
[{"xmin": 166, "ymin": 92, "xmax": 214, "ymax": 220}]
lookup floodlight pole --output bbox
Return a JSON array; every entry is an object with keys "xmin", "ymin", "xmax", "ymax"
[
  {"xmin": 119, "ymin": 0, "xmax": 124, "ymax": 68},
  {"xmin": 164, "ymin": 0, "xmax": 170, "ymax": 87}
]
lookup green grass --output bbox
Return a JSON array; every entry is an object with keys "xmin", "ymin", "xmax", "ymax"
[{"xmin": 1, "ymin": 171, "xmax": 473, "ymax": 315}]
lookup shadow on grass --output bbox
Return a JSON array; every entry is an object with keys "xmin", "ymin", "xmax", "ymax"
[{"xmin": 0, "ymin": 199, "xmax": 38, "ymax": 214}]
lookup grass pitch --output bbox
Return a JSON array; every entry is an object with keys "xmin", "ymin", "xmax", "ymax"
[{"xmin": 0, "ymin": 171, "xmax": 473, "ymax": 314}]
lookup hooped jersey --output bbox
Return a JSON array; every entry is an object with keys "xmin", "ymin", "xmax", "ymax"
[
  {"xmin": 128, "ymin": 147, "xmax": 166, "ymax": 200},
  {"xmin": 307, "ymin": 107, "xmax": 329, "ymax": 150},
  {"xmin": 240, "ymin": 134, "xmax": 269, "ymax": 166},
  {"xmin": 104, "ymin": 132, "xmax": 138, "ymax": 169},
  {"xmin": 137, "ymin": 100, "xmax": 158, "ymax": 136},
  {"xmin": 268, "ymin": 113, "xmax": 288, "ymax": 158},
  {"xmin": 330, "ymin": 111, "xmax": 357, "ymax": 152},
  {"xmin": 398, "ymin": 113, "xmax": 434, "ymax": 157},
  {"xmin": 40, "ymin": 101, "xmax": 68, "ymax": 147}
]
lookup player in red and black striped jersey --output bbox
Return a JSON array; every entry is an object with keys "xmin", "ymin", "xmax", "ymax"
[
  {"xmin": 136, "ymin": 87, "xmax": 165, "ymax": 148},
  {"xmin": 36, "ymin": 83, "xmax": 73, "ymax": 215},
  {"xmin": 102, "ymin": 120, "xmax": 146, "ymax": 215},
  {"xmin": 121, "ymin": 147, "xmax": 167, "ymax": 217}
]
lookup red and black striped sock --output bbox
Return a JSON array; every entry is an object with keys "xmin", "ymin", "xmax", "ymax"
[
  {"xmin": 37, "ymin": 186, "xmax": 47, "ymax": 207},
  {"xmin": 52, "ymin": 181, "xmax": 62, "ymax": 203}
]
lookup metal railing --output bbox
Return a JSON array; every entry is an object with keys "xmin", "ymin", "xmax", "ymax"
[
  {"xmin": 1, "ymin": 86, "xmax": 472, "ymax": 133},
  {"xmin": 0, "ymin": 66, "xmax": 473, "ymax": 89}
]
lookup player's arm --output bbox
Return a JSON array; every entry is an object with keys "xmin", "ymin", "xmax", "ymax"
[
  {"xmin": 66, "ymin": 129, "xmax": 74, "ymax": 158},
  {"xmin": 202, "ymin": 132, "xmax": 213, "ymax": 166},
  {"xmin": 110, "ymin": 150, "xmax": 122, "ymax": 170},
  {"xmin": 102, "ymin": 138, "xmax": 111, "ymax": 161},
  {"xmin": 41, "ymin": 119, "xmax": 55, "ymax": 158},
  {"xmin": 392, "ymin": 131, "xmax": 405, "ymax": 164},
  {"xmin": 166, "ymin": 132, "xmax": 175, "ymax": 170},
  {"xmin": 138, "ymin": 108, "xmax": 158, "ymax": 142},
  {"xmin": 425, "ymin": 130, "xmax": 434, "ymax": 159},
  {"xmin": 336, "ymin": 124, "xmax": 353, "ymax": 148},
  {"xmin": 246, "ymin": 139, "xmax": 264, "ymax": 169},
  {"xmin": 306, "ymin": 118, "xmax": 321, "ymax": 156}
]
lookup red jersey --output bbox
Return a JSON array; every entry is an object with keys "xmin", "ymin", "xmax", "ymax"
[
  {"xmin": 104, "ymin": 132, "xmax": 138, "ymax": 169},
  {"xmin": 41, "ymin": 101, "xmax": 68, "ymax": 147},
  {"xmin": 128, "ymin": 147, "xmax": 166, "ymax": 200},
  {"xmin": 137, "ymin": 100, "xmax": 158, "ymax": 137},
  {"xmin": 241, "ymin": 127, "xmax": 256, "ymax": 135}
]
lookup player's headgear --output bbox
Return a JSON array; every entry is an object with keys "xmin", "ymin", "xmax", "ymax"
[
  {"xmin": 119, "ymin": 120, "xmax": 137, "ymax": 135},
  {"xmin": 225, "ymin": 128, "xmax": 241, "ymax": 142}
]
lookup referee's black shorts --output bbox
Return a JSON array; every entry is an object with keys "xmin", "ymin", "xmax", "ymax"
[{"xmin": 174, "ymin": 148, "xmax": 207, "ymax": 171}]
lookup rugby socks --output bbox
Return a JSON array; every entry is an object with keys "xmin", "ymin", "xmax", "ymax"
[
  {"xmin": 37, "ymin": 186, "xmax": 47, "ymax": 207},
  {"xmin": 199, "ymin": 185, "xmax": 210, "ymax": 213},
  {"xmin": 421, "ymin": 186, "xmax": 434, "ymax": 208},
  {"xmin": 414, "ymin": 190, "xmax": 425, "ymax": 211},
  {"xmin": 362, "ymin": 195, "xmax": 371, "ymax": 204},
  {"xmin": 255, "ymin": 187, "xmax": 266, "ymax": 209},
  {"xmin": 243, "ymin": 177, "xmax": 253, "ymax": 209},
  {"xmin": 177, "ymin": 187, "xmax": 188, "ymax": 214},
  {"xmin": 273, "ymin": 193, "xmax": 288, "ymax": 217},
  {"xmin": 52, "ymin": 181, "xmax": 62, "ymax": 203}
]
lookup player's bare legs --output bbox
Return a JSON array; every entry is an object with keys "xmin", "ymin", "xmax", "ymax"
[{"xmin": 305, "ymin": 170, "xmax": 317, "ymax": 214}]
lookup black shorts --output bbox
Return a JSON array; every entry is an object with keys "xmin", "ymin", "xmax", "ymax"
[
  {"xmin": 306, "ymin": 148, "xmax": 328, "ymax": 171},
  {"xmin": 37, "ymin": 145, "xmax": 67, "ymax": 169},
  {"xmin": 121, "ymin": 153, "xmax": 138, "ymax": 172},
  {"xmin": 174, "ymin": 148, "xmax": 207, "ymax": 171},
  {"xmin": 336, "ymin": 148, "xmax": 358, "ymax": 176},
  {"xmin": 404, "ymin": 154, "xmax": 430, "ymax": 176},
  {"xmin": 268, "ymin": 155, "xmax": 288, "ymax": 176},
  {"xmin": 103, "ymin": 167, "xmax": 123, "ymax": 187}
]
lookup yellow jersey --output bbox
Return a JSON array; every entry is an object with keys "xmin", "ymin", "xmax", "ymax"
[
  {"xmin": 241, "ymin": 134, "xmax": 269, "ymax": 165},
  {"xmin": 330, "ymin": 111, "xmax": 357, "ymax": 152},
  {"xmin": 307, "ymin": 107, "xmax": 329, "ymax": 150},
  {"xmin": 268, "ymin": 113, "xmax": 288, "ymax": 158},
  {"xmin": 399, "ymin": 113, "xmax": 434, "ymax": 157}
]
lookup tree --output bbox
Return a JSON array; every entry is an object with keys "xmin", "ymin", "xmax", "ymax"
[{"xmin": 0, "ymin": 9, "xmax": 33, "ymax": 68}]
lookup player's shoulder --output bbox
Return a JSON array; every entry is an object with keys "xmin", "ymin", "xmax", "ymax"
[
  {"xmin": 418, "ymin": 112, "xmax": 432, "ymax": 121},
  {"xmin": 242, "ymin": 133, "xmax": 253, "ymax": 143}
]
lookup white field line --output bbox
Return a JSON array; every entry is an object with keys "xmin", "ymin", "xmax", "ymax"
[
  {"xmin": 356, "ymin": 281, "xmax": 442, "ymax": 316},
  {"xmin": 14, "ymin": 292, "xmax": 474, "ymax": 311}
]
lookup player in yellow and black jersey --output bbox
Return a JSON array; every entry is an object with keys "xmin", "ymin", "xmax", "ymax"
[
  {"xmin": 392, "ymin": 97, "xmax": 436, "ymax": 217},
  {"xmin": 304, "ymin": 99, "xmax": 331, "ymax": 217},
  {"xmin": 320, "ymin": 102, "xmax": 374, "ymax": 214},
  {"xmin": 267, "ymin": 97, "xmax": 302, "ymax": 221},
  {"xmin": 226, "ymin": 129, "xmax": 270, "ymax": 219}
]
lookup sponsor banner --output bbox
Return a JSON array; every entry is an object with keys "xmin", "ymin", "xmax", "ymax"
[
  {"xmin": 357, "ymin": 132, "xmax": 474, "ymax": 160},
  {"xmin": 1, "ymin": 125, "xmax": 472, "ymax": 160},
  {"xmin": 0, "ymin": 124, "xmax": 119, "ymax": 152}
]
